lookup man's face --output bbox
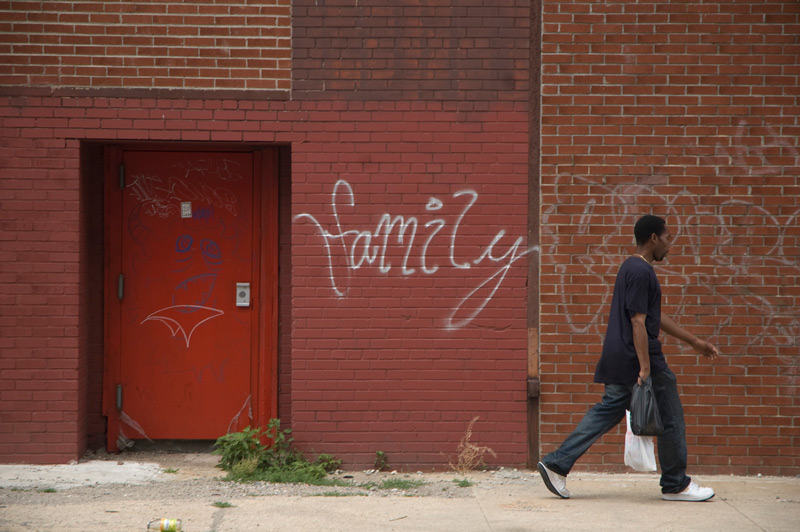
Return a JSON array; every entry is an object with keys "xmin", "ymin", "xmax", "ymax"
[{"xmin": 653, "ymin": 228, "xmax": 672, "ymax": 262}]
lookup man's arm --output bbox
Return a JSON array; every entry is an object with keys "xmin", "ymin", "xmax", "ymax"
[
  {"xmin": 631, "ymin": 313, "xmax": 651, "ymax": 385},
  {"xmin": 661, "ymin": 313, "xmax": 720, "ymax": 360}
]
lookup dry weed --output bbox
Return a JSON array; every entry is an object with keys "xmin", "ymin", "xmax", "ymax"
[{"xmin": 447, "ymin": 416, "xmax": 497, "ymax": 474}]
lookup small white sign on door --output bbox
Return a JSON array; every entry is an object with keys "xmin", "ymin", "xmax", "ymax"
[{"xmin": 180, "ymin": 202, "xmax": 192, "ymax": 219}]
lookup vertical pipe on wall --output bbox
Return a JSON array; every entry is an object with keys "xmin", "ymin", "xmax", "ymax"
[{"xmin": 527, "ymin": 0, "xmax": 543, "ymax": 468}]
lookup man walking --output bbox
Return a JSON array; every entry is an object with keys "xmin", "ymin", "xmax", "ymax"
[{"xmin": 538, "ymin": 215, "xmax": 720, "ymax": 501}]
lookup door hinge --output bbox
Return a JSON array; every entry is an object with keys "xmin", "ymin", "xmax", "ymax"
[
  {"xmin": 117, "ymin": 274, "xmax": 124, "ymax": 300},
  {"xmin": 118, "ymin": 163, "xmax": 125, "ymax": 189},
  {"xmin": 116, "ymin": 384, "xmax": 123, "ymax": 411}
]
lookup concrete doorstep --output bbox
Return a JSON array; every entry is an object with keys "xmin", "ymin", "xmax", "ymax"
[{"xmin": 0, "ymin": 453, "xmax": 798, "ymax": 532}]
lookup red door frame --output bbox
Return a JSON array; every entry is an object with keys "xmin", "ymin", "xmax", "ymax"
[{"xmin": 102, "ymin": 143, "xmax": 279, "ymax": 452}]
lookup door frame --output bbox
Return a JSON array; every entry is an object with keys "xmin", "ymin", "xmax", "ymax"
[{"xmin": 102, "ymin": 143, "xmax": 279, "ymax": 452}]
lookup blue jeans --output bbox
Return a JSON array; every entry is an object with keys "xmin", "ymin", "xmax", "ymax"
[{"xmin": 541, "ymin": 367, "xmax": 691, "ymax": 494}]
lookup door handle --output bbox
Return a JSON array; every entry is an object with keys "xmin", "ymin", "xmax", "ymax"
[{"xmin": 236, "ymin": 283, "xmax": 251, "ymax": 307}]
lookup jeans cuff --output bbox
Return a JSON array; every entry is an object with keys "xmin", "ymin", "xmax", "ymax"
[
  {"xmin": 661, "ymin": 478, "xmax": 691, "ymax": 494},
  {"xmin": 543, "ymin": 461, "xmax": 569, "ymax": 477}
]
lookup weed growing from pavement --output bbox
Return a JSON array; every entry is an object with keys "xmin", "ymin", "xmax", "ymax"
[
  {"xmin": 214, "ymin": 420, "xmax": 431, "ymax": 491},
  {"xmin": 313, "ymin": 491, "xmax": 369, "ymax": 497},
  {"xmin": 446, "ymin": 417, "xmax": 497, "ymax": 475},
  {"xmin": 213, "ymin": 426, "xmax": 267, "ymax": 472},
  {"xmin": 212, "ymin": 501, "xmax": 235, "ymax": 508},
  {"xmin": 453, "ymin": 478, "xmax": 473, "ymax": 488},
  {"xmin": 213, "ymin": 419, "xmax": 344, "ymax": 486},
  {"xmin": 374, "ymin": 450, "xmax": 389, "ymax": 471},
  {"xmin": 372, "ymin": 478, "xmax": 426, "ymax": 490}
]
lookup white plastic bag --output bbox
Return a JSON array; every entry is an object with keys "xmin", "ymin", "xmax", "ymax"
[{"xmin": 624, "ymin": 410, "xmax": 657, "ymax": 472}]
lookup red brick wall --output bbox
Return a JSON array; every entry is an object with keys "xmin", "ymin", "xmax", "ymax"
[
  {"xmin": 287, "ymin": 0, "xmax": 532, "ymax": 468},
  {"xmin": 0, "ymin": 1, "xmax": 291, "ymax": 91},
  {"xmin": 2, "ymin": 0, "xmax": 798, "ymax": 476},
  {"xmin": 288, "ymin": 100, "xmax": 530, "ymax": 466},
  {"xmin": 0, "ymin": 2, "xmax": 529, "ymax": 466},
  {"xmin": 0, "ymin": 0, "xmax": 533, "ymax": 467},
  {"xmin": 0, "ymin": 109, "xmax": 85, "ymax": 462},
  {"xmin": 0, "ymin": 92, "xmax": 530, "ymax": 465},
  {"xmin": 539, "ymin": 0, "xmax": 800, "ymax": 476},
  {"xmin": 292, "ymin": 0, "xmax": 530, "ymax": 99}
]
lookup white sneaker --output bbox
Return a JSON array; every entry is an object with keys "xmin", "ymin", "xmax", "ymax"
[
  {"xmin": 662, "ymin": 481, "xmax": 715, "ymax": 502},
  {"xmin": 537, "ymin": 461, "xmax": 570, "ymax": 499}
]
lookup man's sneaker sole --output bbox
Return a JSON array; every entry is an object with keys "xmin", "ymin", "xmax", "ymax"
[{"xmin": 537, "ymin": 461, "xmax": 569, "ymax": 499}]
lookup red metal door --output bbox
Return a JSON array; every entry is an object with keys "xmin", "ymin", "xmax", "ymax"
[{"xmin": 104, "ymin": 149, "xmax": 270, "ymax": 447}]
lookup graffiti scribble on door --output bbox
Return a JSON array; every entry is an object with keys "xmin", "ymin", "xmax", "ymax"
[{"xmin": 141, "ymin": 232, "xmax": 225, "ymax": 347}]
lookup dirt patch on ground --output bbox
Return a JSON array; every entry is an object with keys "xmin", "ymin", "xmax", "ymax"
[{"xmin": 1, "ymin": 446, "xmax": 536, "ymax": 505}]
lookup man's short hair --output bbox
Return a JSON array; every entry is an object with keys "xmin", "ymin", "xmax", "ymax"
[{"xmin": 634, "ymin": 215, "xmax": 667, "ymax": 245}]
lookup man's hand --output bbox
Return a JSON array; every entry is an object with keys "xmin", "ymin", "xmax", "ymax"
[
  {"xmin": 661, "ymin": 313, "xmax": 721, "ymax": 362},
  {"xmin": 692, "ymin": 338, "xmax": 720, "ymax": 361}
]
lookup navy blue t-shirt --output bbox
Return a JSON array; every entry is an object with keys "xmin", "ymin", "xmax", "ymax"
[{"xmin": 594, "ymin": 256, "xmax": 669, "ymax": 385}]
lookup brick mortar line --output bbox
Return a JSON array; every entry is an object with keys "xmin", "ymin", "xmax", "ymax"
[
  {"xmin": 1, "ymin": 1, "xmax": 287, "ymax": 9},
  {"xmin": 3, "ymin": 21, "xmax": 290, "ymax": 31},
  {"xmin": 0, "ymin": 84, "xmax": 291, "ymax": 100},
  {"xmin": 5, "ymin": 49, "xmax": 292, "ymax": 55},
  {"xmin": 3, "ymin": 52, "xmax": 291, "ymax": 59}
]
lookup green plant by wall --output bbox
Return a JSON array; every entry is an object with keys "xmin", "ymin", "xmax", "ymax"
[
  {"xmin": 213, "ymin": 420, "xmax": 345, "ymax": 486},
  {"xmin": 213, "ymin": 426, "xmax": 266, "ymax": 472},
  {"xmin": 374, "ymin": 450, "xmax": 388, "ymax": 471},
  {"xmin": 314, "ymin": 453, "xmax": 342, "ymax": 473}
]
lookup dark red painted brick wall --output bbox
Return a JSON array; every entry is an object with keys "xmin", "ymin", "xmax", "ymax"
[
  {"xmin": 539, "ymin": 0, "xmax": 800, "ymax": 476},
  {"xmin": 292, "ymin": 0, "xmax": 530, "ymax": 100},
  {"xmin": 3, "ymin": 1, "xmax": 533, "ymax": 467},
  {"xmin": 2, "ymin": 1, "xmax": 528, "ymax": 467},
  {"xmin": 0, "ymin": 2, "xmax": 533, "ymax": 467},
  {"xmin": 287, "ymin": 100, "xmax": 531, "ymax": 466},
  {"xmin": 0, "ymin": 92, "xmax": 530, "ymax": 465},
  {"xmin": 287, "ymin": 0, "xmax": 532, "ymax": 468}
]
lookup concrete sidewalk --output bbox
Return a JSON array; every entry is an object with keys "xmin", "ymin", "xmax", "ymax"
[{"xmin": 1, "ymin": 453, "xmax": 798, "ymax": 531}]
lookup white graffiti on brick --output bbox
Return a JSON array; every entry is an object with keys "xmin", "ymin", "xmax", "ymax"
[
  {"xmin": 688, "ymin": 120, "xmax": 799, "ymax": 177},
  {"xmin": 541, "ymin": 123, "xmax": 799, "ymax": 381},
  {"xmin": 294, "ymin": 179, "xmax": 536, "ymax": 329}
]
